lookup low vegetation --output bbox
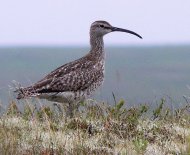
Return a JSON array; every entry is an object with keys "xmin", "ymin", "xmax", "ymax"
[{"xmin": 0, "ymin": 98, "xmax": 190, "ymax": 154}]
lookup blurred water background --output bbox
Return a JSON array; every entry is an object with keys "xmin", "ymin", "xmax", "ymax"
[{"xmin": 0, "ymin": 45, "xmax": 190, "ymax": 109}]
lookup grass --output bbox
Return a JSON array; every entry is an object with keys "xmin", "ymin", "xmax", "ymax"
[{"xmin": 0, "ymin": 98, "xmax": 190, "ymax": 154}]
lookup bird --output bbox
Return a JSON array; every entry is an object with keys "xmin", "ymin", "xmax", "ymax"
[{"xmin": 16, "ymin": 20, "xmax": 142, "ymax": 117}]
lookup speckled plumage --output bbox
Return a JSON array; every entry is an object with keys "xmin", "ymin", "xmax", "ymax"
[
  {"xmin": 17, "ymin": 51, "xmax": 105, "ymax": 102},
  {"xmin": 16, "ymin": 20, "xmax": 142, "ymax": 103}
]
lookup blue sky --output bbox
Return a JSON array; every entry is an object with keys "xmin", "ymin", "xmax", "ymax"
[{"xmin": 0, "ymin": 0, "xmax": 190, "ymax": 46}]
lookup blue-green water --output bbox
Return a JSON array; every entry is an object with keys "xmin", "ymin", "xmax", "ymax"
[{"xmin": 0, "ymin": 46, "xmax": 190, "ymax": 108}]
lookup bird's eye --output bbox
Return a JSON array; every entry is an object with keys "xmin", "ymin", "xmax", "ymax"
[{"xmin": 100, "ymin": 25, "xmax": 104, "ymax": 28}]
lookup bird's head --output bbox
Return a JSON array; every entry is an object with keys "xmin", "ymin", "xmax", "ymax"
[{"xmin": 90, "ymin": 20, "xmax": 142, "ymax": 39}]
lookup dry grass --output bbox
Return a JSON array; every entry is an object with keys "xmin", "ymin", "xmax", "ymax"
[{"xmin": 0, "ymin": 98, "xmax": 190, "ymax": 155}]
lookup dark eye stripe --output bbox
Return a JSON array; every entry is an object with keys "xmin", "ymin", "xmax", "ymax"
[
  {"xmin": 104, "ymin": 26, "xmax": 110, "ymax": 29},
  {"xmin": 99, "ymin": 25, "xmax": 110, "ymax": 29}
]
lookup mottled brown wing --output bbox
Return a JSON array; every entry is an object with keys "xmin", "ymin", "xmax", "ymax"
[
  {"xmin": 17, "ymin": 53, "xmax": 99, "ymax": 99},
  {"xmin": 35, "ymin": 53, "xmax": 94, "ymax": 84},
  {"xmin": 36, "ymin": 66, "xmax": 102, "ymax": 93},
  {"xmin": 37, "ymin": 59, "xmax": 81, "ymax": 84}
]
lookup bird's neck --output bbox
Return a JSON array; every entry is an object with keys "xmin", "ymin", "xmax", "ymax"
[{"xmin": 90, "ymin": 33, "xmax": 104, "ymax": 57}]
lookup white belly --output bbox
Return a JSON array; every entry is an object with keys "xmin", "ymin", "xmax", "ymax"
[{"xmin": 38, "ymin": 91, "xmax": 86, "ymax": 104}]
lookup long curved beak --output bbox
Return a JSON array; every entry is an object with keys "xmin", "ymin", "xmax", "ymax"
[{"xmin": 111, "ymin": 27, "xmax": 142, "ymax": 39}]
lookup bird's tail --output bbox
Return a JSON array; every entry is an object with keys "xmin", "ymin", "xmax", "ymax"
[
  {"xmin": 12, "ymin": 81, "xmax": 39, "ymax": 99},
  {"xmin": 15, "ymin": 86, "xmax": 39, "ymax": 99},
  {"xmin": 15, "ymin": 87, "xmax": 26, "ymax": 99}
]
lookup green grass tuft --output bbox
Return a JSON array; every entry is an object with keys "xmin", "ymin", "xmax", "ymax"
[{"xmin": 0, "ymin": 98, "xmax": 190, "ymax": 154}]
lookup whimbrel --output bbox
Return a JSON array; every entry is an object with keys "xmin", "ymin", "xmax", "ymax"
[{"xmin": 16, "ymin": 21, "xmax": 142, "ymax": 116}]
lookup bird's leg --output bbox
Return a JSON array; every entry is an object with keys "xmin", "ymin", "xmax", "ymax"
[
  {"xmin": 75, "ymin": 102, "xmax": 80, "ymax": 113},
  {"xmin": 53, "ymin": 103, "xmax": 63, "ymax": 117},
  {"xmin": 75, "ymin": 98, "xmax": 85, "ymax": 113},
  {"xmin": 66, "ymin": 101, "xmax": 74, "ymax": 118}
]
